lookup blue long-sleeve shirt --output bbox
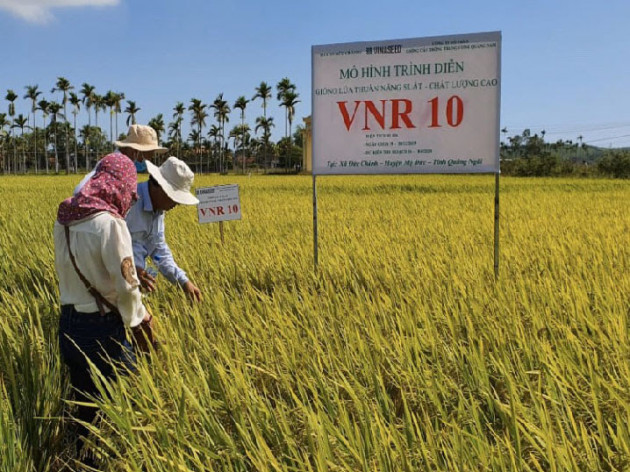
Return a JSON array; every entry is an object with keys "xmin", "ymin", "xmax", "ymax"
[{"xmin": 125, "ymin": 181, "xmax": 189, "ymax": 286}]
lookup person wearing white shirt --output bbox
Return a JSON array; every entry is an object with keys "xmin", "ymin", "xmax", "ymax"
[
  {"xmin": 54, "ymin": 153, "xmax": 149, "ymax": 464},
  {"xmin": 126, "ymin": 156, "xmax": 202, "ymax": 302}
]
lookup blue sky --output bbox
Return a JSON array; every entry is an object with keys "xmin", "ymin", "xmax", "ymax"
[{"xmin": 1, "ymin": 0, "xmax": 629, "ymax": 147}]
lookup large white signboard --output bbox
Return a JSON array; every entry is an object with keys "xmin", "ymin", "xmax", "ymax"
[
  {"xmin": 312, "ymin": 31, "xmax": 501, "ymax": 175},
  {"xmin": 196, "ymin": 185, "xmax": 241, "ymax": 224}
]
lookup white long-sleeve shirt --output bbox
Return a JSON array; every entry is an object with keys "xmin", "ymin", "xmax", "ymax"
[{"xmin": 54, "ymin": 212, "xmax": 147, "ymax": 327}]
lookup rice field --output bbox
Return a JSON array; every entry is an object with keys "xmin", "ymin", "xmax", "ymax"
[{"xmin": 0, "ymin": 173, "xmax": 628, "ymax": 471}]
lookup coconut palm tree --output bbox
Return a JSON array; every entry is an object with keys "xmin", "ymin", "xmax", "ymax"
[
  {"xmin": 0, "ymin": 113, "xmax": 9, "ymax": 173},
  {"xmin": 48, "ymin": 101, "xmax": 64, "ymax": 173},
  {"xmin": 207, "ymin": 124, "xmax": 221, "ymax": 172},
  {"xmin": 253, "ymin": 81, "xmax": 272, "ymax": 117},
  {"xmin": 234, "ymin": 95, "xmax": 249, "ymax": 173},
  {"xmin": 168, "ymin": 117, "xmax": 183, "ymax": 157},
  {"xmin": 211, "ymin": 93, "xmax": 230, "ymax": 172},
  {"xmin": 92, "ymin": 94, "xmax": 107, "ymax": 158},
  {"xmin": 252, "ymin": 82, "xmax": 272, "ymax": 171},
  {"xmin": 276, "ymin": 78, "xmax": 296, "ymax": 137},
  {"xmin": 52, "ymin": 77, "xmax": 73, "ymax": 173},
  {"xmin": 37, "ymin": 99, "xmax": 50, "ymax": 173},
  {"xmin": 80, "ymin": 83, "xmax": 95, "ymax": 123},
  {"xmin": 80, "ymin": 83, "xmax": 96, "ymax": 128},
  {"xmin": 230, "ymin": 123, "xmax": 250, "ymax": 173},
  {"xmin": 125, "ymin": 100, "xmax": 140, "ymax": 126},
  {"xmin": 80, "ymin": 83, "xmax": 95, "ymax": 169},
  {"xmin": 281, "ymin": 91, "xmax": 300, "ymax": 141},
  {"xmin": 280, "ymin": 90, "xmax": 300, "ymax": 171},
  {"xmin": 148, "ymin": 114, "xmax": 165, "ymax": 163},
  {"xmin": 69, "ymin": 92, "xmax": 81, "ymax": 171},
  {"xmin": 239, "ymin": 128, "xmax": 252, "ymax": 172},
  {"xmin": 148, "ymin": 114, "xmax": 165, "ymax": 142},
  {"xmin": 188, "ymin": 128, "xmax": 201, "ymax": 171},
  {"xmin": 255, "ymin": 115, "xmax": 274, "ymax": 170},
  {"xmin": 172, "ymin": 102, "xmax": 185, "ymax": 157},
  {"xmin": 5, "ymin": 90, "xmax": 18, "ymax": 173},
  {"xmin": 24, "ymin": 85, "xmax": 42, "ymax": 173},
  {"xmin": 113, "ymin": 92, "xmax": 125, "ymax": 140},
  {"xmin": 189, "ymin": 98, "xmax": 207, "ymax": 173},
  {"xmin": 93, "ymin": 94, "xmax": 105, "ymax": 130},
  {"xmin": 104, "ymin": 90, "xmax": 117, "ymax": 148},
  {"xmin": 11, "ymin": 114, "xmax": 30, "ymax": 172}
]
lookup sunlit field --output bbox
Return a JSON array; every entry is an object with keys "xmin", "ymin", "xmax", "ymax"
[{"xmin": 0, "ymin": 174, "xmax": 628, "ymax": 471}]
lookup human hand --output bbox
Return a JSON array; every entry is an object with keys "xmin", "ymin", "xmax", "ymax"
[
  {"xmin": 136, "ymin": 266, "xmax": 156, "ymax": 292},
  {"xmin": 182, "ymin": 281, "xmax": 202, "ymax": 302}
]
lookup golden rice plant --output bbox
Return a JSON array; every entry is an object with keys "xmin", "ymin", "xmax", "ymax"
[{"xmin": 0, "ymin": 173, "xmax": 628, "ymax": 471}]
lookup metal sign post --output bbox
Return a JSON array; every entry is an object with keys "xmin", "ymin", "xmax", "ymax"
[
  {"xmin": 494, "ymin": 172, "xmax": 500, "ymax": 280},
  {"xmin": 313, "ymin": 174, "xmax": 319, "ymax": 270}
]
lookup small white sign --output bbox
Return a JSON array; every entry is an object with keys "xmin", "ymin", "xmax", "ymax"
[{"xmin": 196, "ymin": 185, "xmax": 241, "ymax": 224}]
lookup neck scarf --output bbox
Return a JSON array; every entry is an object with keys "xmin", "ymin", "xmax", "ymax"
[{"xmin": 57, "ymin": 153, "xmax": 138, "ymax": 225}]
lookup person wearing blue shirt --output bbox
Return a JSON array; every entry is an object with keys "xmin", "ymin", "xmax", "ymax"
[{"xmin": 126, "ymin": 156, "xmax": 202, "ymax": 302}]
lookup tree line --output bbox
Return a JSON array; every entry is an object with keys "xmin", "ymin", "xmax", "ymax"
[
  {"xmin": 501, "ymin": 128, "xmax": 630, "ymax": 178},
  {"xmin": 0, "ymin": 77, "xmax": 303, "ymax": 175}
]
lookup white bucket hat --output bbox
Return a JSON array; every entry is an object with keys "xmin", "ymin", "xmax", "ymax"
[
  {"xmin": 146, "ymin": 157, "xmax": 199, "ymax": 205},
  {"xmin": 115, "ymin": 124, "xmax": 167, "ymax": 153}
]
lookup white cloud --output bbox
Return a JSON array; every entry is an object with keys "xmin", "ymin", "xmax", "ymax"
[{"xmin": 0, "ymin": 0, "xmax": 119, "ymax": 24}]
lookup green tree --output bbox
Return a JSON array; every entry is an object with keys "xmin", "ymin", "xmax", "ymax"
[
  {"xmin": 5, "ymin": 90, "xmax": 18, "ymax": 173},
  {"xmin": 104, "ymin": 90, "xmax": 117, "ymax": 148},
  {"xmin": 293, "ymin": 124, "xmax": 305, "ymax": 149},
  {"xmin": 252, "ymin": 82, "xmax": 272, "ymax": 170},
  {"xmin": 172, "ymin": 102, "xmax": 185, "ymax": 158},
  {"xmin": 255, "ymin": 115, "xmax": 274, "ymax": 170},
  {"xmin": 211, "ymin": 93, "xmax": 230, "ymax": 172},
  {"xmin": 47, "ymin": 101, "xmax": 64, "ymax": 173},
  {"xmin": 230, "ymin": 123, "xmax": 250, "ymax": 172},
  {"xmin": 69, "ymin": 92, "xmax": 81, "ymax": 171},
  {"xmin": 148, "ymin": 114, "xmax": 165, "ymax": 141},
  {"xmin": 0, "ymin": 113, "xmax": 8, "ymax": 172},
  {"xmin": 80, "ymin": 125, "xmax": 108, "ymax": 165},
  {"xmin": 207, "ymin": 124, "xmax": 222, "ymax": 172},
  {"xmin": 276, "ymin": 77, "xmax": 296, "ymax": 138},
  {"xmin": 11, "ymin": 114, "xmax": 30, "ymax": 172},
  {"xmin": 188, "ymin": 128, "xmax": 201, "ymax": 171},
  {"xmin": 23, "ymin": 85, "xmax": 42, "ymax": 173},
  {"xmin": 189, "ymin": 98, "xmax": 207, "ymax": 173},
  {"xmin": 598, "ymin": 150, "xmax": 630, "ymax": 178},
  {"xmin": 80, "ymin": 83, "xmax": 96, "ymax": 169},
  {"xmin": 93, "ymin": 94, "xmax": 105, "ymax": 130},
  {"xmin": 281, "ymin": 90, "xmax": 300, "ymax": 169},
  {"xmin": 125, "ymin": 100, "xmax": 140, "ymax": 126},
  {"xmin": 113, "ymin": 92, "xmax": 125, "ymax": 140},
  {"xmin": 234, "ymin": 95, "xmax": 249, "ymax": 173},
  {"xmin": 167, "ymin": 118, "xmax": 182, "ymax": 156},
  {"xmin": 148, "ymin": 114, "xmax": 165, "ymax": 162},
  {"xmin": 52, "ymin": 77, "xmax": 74, "ymax": 173},
  {"xmin": 282, "ymin": 90, "xmax": 300, "ymax": 139},
  {"xmin": 37, "ymin": 99, "xmax": 50, "ymax": 173}
]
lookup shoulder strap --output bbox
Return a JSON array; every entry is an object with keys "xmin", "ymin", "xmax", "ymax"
[{"xmin": 64, "ymin": 225, "xmax": 120, "ymax": 317}]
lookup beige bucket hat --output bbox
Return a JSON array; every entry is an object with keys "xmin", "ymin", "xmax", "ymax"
[
  {"xmin": 115, "ymin": 124, "xmax": 167, "ymax": 153},
  {"xmin": 146, "ymin": 157, "xmax": 199, "ymax": 205}
]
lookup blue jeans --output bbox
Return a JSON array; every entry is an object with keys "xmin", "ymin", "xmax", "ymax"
[{"xmin": 59, "ymin": 305, "xmax": 136, "ymax": 452}]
